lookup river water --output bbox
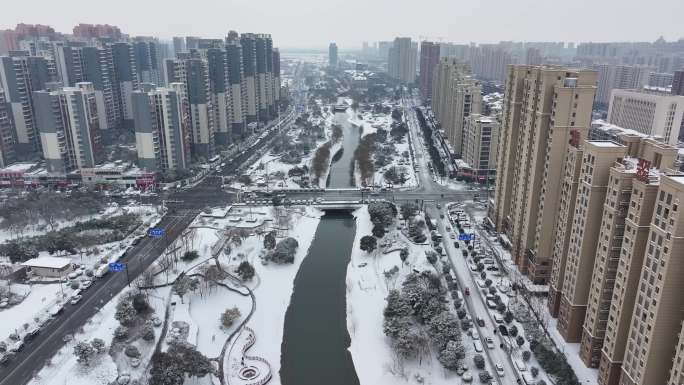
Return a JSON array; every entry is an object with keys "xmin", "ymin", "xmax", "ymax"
[
  {"xmin": 327, "ymin": 109, "xmax": 361, "ymax": 188},
  {"xmin": 279, "ymin": 210, "xmax": 360, "ymax": 385}
]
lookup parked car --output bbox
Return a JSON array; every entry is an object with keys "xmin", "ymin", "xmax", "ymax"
[
  {"xmin": 476, "ymin": 317, "xmax": 485, "ymax": 327},
  {"xmin": 495, "ymin": 363, "xmax": 505, "ymax": 377},
  {"xmin": 70, "ymin": 295, "xmax": 83, "ymax": 305}
]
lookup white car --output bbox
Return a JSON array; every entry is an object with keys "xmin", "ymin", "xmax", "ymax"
[
  {"xmin": 461, "ymin": 372, "xmax": 473, "ymax": 382},
  {"xmin": 471, "ymin": 330, "xmax": 479, "ymax": 340},
  {"xmin": 495, "ymin": 363, "xmax": 505, "ymax": 377},
  {"xmin": 81, "ymin": 280, "xmax": 92, "ymax": 289},
  {"xmin": 485, "ymin": 336, "xmax": 495, "ymax": 349},
  {"xmin": 70, "ymin": 295, "xmax": 83, "ymax": 305}
]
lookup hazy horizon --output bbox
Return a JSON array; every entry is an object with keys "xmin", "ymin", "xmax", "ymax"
[{"xmin": 1, "ymin": 0, "xmax": 683, "ymax": 49}]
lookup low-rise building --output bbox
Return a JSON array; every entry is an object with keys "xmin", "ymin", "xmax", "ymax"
[{"xmin": 22, "ymin": 257, "xmax": 73, "ymax": 278}]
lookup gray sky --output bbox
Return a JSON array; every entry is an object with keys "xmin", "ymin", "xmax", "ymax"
[{"xmin": 1, "ymin": 0, "xmax": 683, "ymax": 49}]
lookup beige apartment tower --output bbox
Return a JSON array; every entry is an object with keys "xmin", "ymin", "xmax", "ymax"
[
  {"xmin": 667, "ymin": 321, "xmax": 684, "ymax": 385},
  {"xmin": 557, "ymin": 141, "xmax": 627, "ymax": 342},
  {"xmin": 491, "ymin": 65, "xmax": 597, "ymax": 283},
  {"xmin": 618, "ymin": 174, "xmax": 684, "ymax": 385},
  {"xmin": 580, "ymin": 137, "xmax": 678, "ymax": 368},
  {"xmin": 548, "ymin": 144, "xmax": 584, "ymax": 317}
]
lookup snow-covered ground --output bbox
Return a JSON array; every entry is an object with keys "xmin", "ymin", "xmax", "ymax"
[
  {"xmin": 0, "ymin": 203, "xmax": 163, "ymax": 352},
  {"xmin": 25, "ymin": 204, "xmax": 323, "ymax": 385},
  {"xmin": 232, "ymin": 106, "xmax": 337, "ymax": 191},
  {"xmin": 346, "ymin": 206, "xmax": 484, "ymax": 385},
  {"xmin": 350, "ymin": 106, "xmax": 418, "ymax": 190}
]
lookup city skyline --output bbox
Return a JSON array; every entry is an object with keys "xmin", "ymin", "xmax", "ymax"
[{"xmin": 1, "ymin": 0, "xmax": 683, "ymax": 48}]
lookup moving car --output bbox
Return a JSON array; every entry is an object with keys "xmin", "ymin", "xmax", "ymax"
[{"xmin": 485, "ymin": 337, "xmax": 495, "ymax": 349}]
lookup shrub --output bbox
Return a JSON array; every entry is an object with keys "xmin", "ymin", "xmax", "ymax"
[
  {"xmin": 114, "ymin": 325, "xmax": 129, "ymax": 341},
  {"xmin": 267, "ymin": 237, "xmax": 299, "ymax": 264},
  {"xmin": 132, "ymin": 293, "xmax": 151, "ymax": 314},
  {"xmin": 360, "ymin": 235, "xmax": 377, "ymax": 253},
  {"xmin": 181, "ymin": 250, "xmax": 199, "ymax": 261},
  {"xmin": 372, "ymin": 224, "xmax": 386, "ymax": 238},
  {"xmin": 516, "ymin": 335, "xmax": 525, "ymax": 346},
  {"xmin": 221, "ymin": 307, "xmax": 241, "ymax": 328},
  {"xmin": 531, "ymin": 366, "xmax": 539, "ymax": 378},
  {"xmin": 237, "ymin": 261, "xmax": 255, "ymax": 281},
  {"xmin": 124, "ymin": 345, "xmax": 141, "ymax": 358},
  {"xmin": 522, "ymin": 350, "xmax": 531, "ymax": 361},
  {"xmin": 142, "ymin": 322, "xmax": 155, "ymax": 341}
]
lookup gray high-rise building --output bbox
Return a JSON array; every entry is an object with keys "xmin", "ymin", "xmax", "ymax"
[
  {"xmin": 133, "ymin": 39, "xmax": 161, "ymax": 86},
  {"xmin": 0, "ymin": 88, "xmax": 16, "ymax": 167},
  {"xmin": 132, "ymin": 83, "xmax": 189, "ymax": 173},
  {"xmin": 206, "ymin": 48, "xmax": 232, "ymax": 146},
  {"xmin": 226, "ymin": 33, "xmax": 247, "ymax": 139},
  {"xmin": 110, "ymin": 42, "xmax": 139, "ymax": 125},
  {"xmin": 0, "ymin": 52, "xmax": 52, "ymax": 154},
  {"xmin": 329, "ymin": 42, "xmax": 338, "ymax": 67},
  {"xmin": 240, "ymin": 33, "xmax": 258, "ymax": 125},
  {"xmin": 33, "ymin": 83, "xmax": 103, "ymax": 173},
  {"xmin": 172, "ymin": 37, "xmax": 186, "ymax": 56},
  {"xmin": 165, "ymin": 58, "xmax": 215, "ymax": 159},
  {"xmin": 388, "ymin": 37, "xmax": 417, "ymax": 84}
]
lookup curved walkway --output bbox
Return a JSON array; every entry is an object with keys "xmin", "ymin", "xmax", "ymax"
[{"xmin": 224, "ymin": 327, "xmax": 272, "ymax": 385}]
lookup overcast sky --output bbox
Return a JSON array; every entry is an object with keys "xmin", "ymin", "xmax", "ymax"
[{"xmin": 2, "ymin": 0, "xmax": 683, "ymax": 49}]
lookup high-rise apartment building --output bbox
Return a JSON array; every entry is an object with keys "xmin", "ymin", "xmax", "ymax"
[
  {"xmin": 419, "ymin": 41, "xmax": 440, "ymax": 99},
  {"xmin": 172, "ymin": 37, "xmax": 186, "ymax": 56},
  {"xmin": 594, "ymin": 64, "xmax": 649, "ymax": 107},
  {"xmin": 328, "ymin": 43, "xmax": 338, "ymax": 67},
  {"xmin": 430, "ymin": 58, "xmax": 480, "ymax": 157},
  {"xmin": 387, "ymin": 37, "xmax": 417, "ymax": 84},
  {"xmin": 607, "ymin": 88, "xmax": 684, "ymax": 145},
  {"xmin": 33, "ymin": 83, "xmax": 103, "ymax": 173},
  {"xmin": 0, "ymin": 53, "xmax": 52, "ymax": 154},
  {"xmin": 110, "ymin": 43, "xmax": 139, "ymax": 125},
  {"xmin": 617, "ymin": 174, "xmax": 684, "ymax": 385},
  {"xmin": 240, "ymin": 34, "xmax": 258, "ymax": 125},
  {"xmin": 491, "ymin": 65, "xmax": 597, "ymax": 283},
  {"xmin": 578, "ymin": 136, "xmax": 678, "ymax": 367},
  {"xmin": 672, "ymin": 70, "xmax": 684, "ymax": 96},
  {"xmin": 647, "ymin": 72, "xmax": 674, "ymax": 88},
  {"xmin": 132, "ymin": 83, "xmax": 189, "ymax": 173},
  {"xmin": 462, "ymin": 114, "xmax": 498, "ymax": 181},
  {"xmin": 557, "ymin": 141, "xmax": 627, "ymax": 342},
  {"xmin": 469, "ymin": 45, "xmax": 513, "ymax": 83},
  {"xmin": 165, "ymin": 58, "xmax": 215, "ymax": 159},
  {"xmin": 206, "ymin": 48, "xmax": 232, "ymax": 146},
  {"xmin": 0, "ymin": 88, "xmax": 16, "ymax": 167},
  {"xmin": 525, "ymin": 47, "xmax": 543, "ymax": 65},
  {"xmin": 548, "ymin": 141, "xmax": 585, "ymax": 316},
  {"xmin": 133, "ymin": 39, "xmax": 162, "ymax": 86},
  {"xmin": 226, "ymin": 32, "xmax": 247, "ymax": 139}
]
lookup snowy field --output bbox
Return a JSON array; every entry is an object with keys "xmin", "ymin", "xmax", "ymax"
[{"xmin": 23, "ymin": 204, "xmax": 323, "ymax": 385}]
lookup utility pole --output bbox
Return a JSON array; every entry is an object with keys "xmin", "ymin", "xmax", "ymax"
[{"xmin": 125, "ymin": 263, "xmax": 131, "ymax": 287}]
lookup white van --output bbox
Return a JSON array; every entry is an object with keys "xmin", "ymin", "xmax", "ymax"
[{"xmin": 515, "ymin": 359, "xmax": 528, "ymax": 372}]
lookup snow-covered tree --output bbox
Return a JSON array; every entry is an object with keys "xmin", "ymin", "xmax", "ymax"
[
  {"xmin": 428, "ymin": 311, "xmax": 461, "ymax": 349},
  {"xmin": 114, "ymin": 298, "xmax": 137, "ymax": 326},
  {"xmin": 438, "ymin": 340, "xmax": 465, "ymax": 370},
  {"xmin": 473, "ymin": 354, "xmax": 485, "ymax": 369},
  {"xmin": 73, "ymin": 341, "xmax": 95, "ymax": 365},
  {"xmin": 359, "ymin": 235, "xmax": 377, "ymax": 253},
  {"xmin": 142, "ymin": 321, "xmax": 155, "ymax": 341},
  {"xmin": 237, "ymin": 261, "xmax": 255, "ymax": 281},
  {"xmin": 91, "ymin": 338, "xmax": 106, "ymax": 353},
  {"xmin": 399, "ymin": 248, "xmax": 409, "ymax": 264},
  {"xmin": 221, "ymin": 307, "xmax": 241, "ymax": 328},
  {"xmin": 263, "ymin": 231, "xmax": 276, "ymax": 250}
]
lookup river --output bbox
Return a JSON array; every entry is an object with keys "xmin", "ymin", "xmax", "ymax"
[
  {"xmin": 327, "ymin": 109, "xmax": 361, "ymax": 188},
  {"xmin": 279, "ymin": 210, "xmax": 360, "ymax": 385}
]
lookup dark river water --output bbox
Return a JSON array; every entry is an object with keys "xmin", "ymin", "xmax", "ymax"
[
  {"xmin": 279, "ymin": 210, "xmax": 360, "ymax": 385},
  {"xmin": 327, "ymin": 109, "xmax": 361, "ymax": 188}
]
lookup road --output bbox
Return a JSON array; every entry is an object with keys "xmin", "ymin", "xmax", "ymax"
[
  {"xmin": 0, "ymin": 211, "xmax": 197, "ymax": 385},
  {"xmin": 402, "ymin": 89, "xmax": 521, "ymax": 384}
]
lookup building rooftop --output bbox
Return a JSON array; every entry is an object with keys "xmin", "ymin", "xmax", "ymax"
[
  {"xmin": 0, "ymin": 162, "xmax": 39, "ymax": 173},
  {"xmin": 22, "ymin": 257, "xmax": 72, "ymax": 269},
  {"xmin": 666, "ymin": 175, "xmax": 684, "ymax": 187},
  {"xmin": 588, "ymin": 140, "xmax": 624, "ymax": 148}
]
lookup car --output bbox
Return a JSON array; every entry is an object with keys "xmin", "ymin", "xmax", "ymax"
[
  {"xmin": 8, "ymin": 341, "xmax": 23, "ymax": 353},
  {"xmin": 24, "ymin": 327, "xmax": 40, "ymax": 341},
  {"xmin": 493, "ymin": 314, "xmax": 504, "ymax": 324},
  {"xmin": 81, "ymin": 280, "xmax": 92, "ymax": 289},
  {"xmin": 464, "ymin": 287, "xmax": 470, "ymax": 296},
  {"xmin": 476, "ymin": 317, "xmax": 485, "ymax": 327},
  {"xmin": 495, "ymin": 364, "xmax": 505, "ymax": 377},
  {"xmin": 473, "ymin": 340, "xmax": 483, "ymax": 352},
  {"xmin": 461, "ymin": 372, "xmax": 473, "ymax": 382},
  {"xmin": 450, "ymin": 233, "xmax": 456, "ymax": 239},
  {"xmin": 67, "ymin": 271, "xmax": 82, "ymax": 280},
  {"xmin": 70, "ymin": 294, "xmax": 83, "ymax": 305},
  {"xmin": 0, "ymin": 353, "xmax": 12, "ymax": 365},
  {"xmin": 485, "ymin": 337, "xmax": 495, "ymax": 349},
  {"xmin": 471, "ymin": 330, "xmax": 479, "ymax": 340}
]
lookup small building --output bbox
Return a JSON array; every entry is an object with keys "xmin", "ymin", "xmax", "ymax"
[{"xmin": 21, "ymin": 257, "xmax": 73, "ymax": 278}]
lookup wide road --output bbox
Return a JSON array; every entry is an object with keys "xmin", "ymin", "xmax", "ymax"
[{"xmin": 0, "ymin": 210, "xmax": 197, "ymax": 385}]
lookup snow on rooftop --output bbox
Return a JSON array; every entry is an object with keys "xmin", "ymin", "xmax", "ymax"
[
  {"xmin": 1, "ymin": 162, "xmax": 38, "ymax": 173},
  {"xmin": 21, "ymin": 256, "xmax": 72, "ymax": 269},
  {"xmin": 666, "ymin": 175, "xmax": 684, "ymax": 186},
  {"xmin": 588, "ymin": 140, "xmax": 623, "ymax": 148}
]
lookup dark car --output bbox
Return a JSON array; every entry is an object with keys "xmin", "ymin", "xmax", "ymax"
[{"xmin": 498, "ymin": 325, "xmax": 509, "ymax": 336}]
